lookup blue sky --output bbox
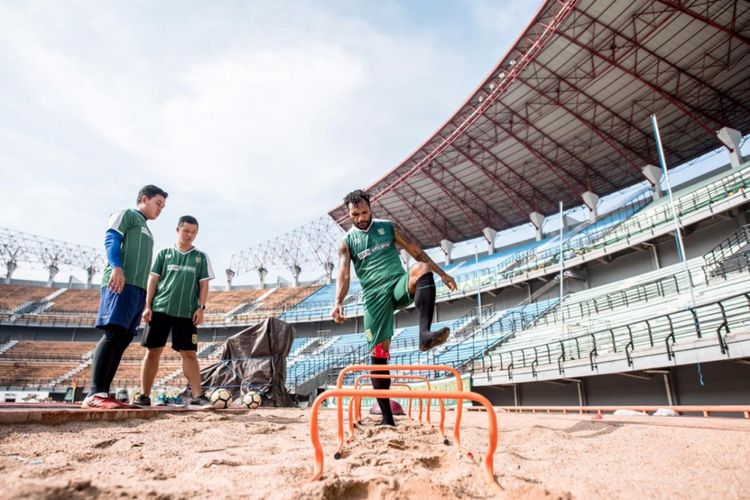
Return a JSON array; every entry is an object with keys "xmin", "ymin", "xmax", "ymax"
[
  {"xmin": 2, "ymin": 1, "xmax": 746, "ymax": 287},
  {"xmin": 0, "ymin": 0, "xmax": 541, "ymax": 285}
]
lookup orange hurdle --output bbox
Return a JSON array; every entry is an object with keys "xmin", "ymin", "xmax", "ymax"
[
  {"xmin": 349, "ymin": 374, "xmax": 447, "ymax": 444},
  {"xmin": 347, "ymin": 382, "xmax": 416, "ymax": 432},
  {"xmin": 334, "ymin": 364, "xmax": 464, "ymax": 458},
  {"xmin": 309, "ymin": 388, "xmax": 501, "ymax": 494},
  {"xmin": 352, "ymin": 374, "xmax": 434, "ymax": 424}
]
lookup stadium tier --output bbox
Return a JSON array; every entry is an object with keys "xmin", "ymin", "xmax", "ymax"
[
  {"xmin": 2, "ymin": 162, "xmax": 748, "ymax": 333},
  {"xmin": 0, "ymin": 339, "xmax": 221, "ymax": 390}
]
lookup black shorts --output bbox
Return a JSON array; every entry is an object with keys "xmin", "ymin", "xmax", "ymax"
[{"xmin": 142, "ymin": 311, "xmax": 198, "ymax": 351}]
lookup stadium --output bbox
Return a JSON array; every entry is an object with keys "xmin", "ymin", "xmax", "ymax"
[{"xmin": 2, "ymin": 0, "xmax": 750, "ymax": 498}]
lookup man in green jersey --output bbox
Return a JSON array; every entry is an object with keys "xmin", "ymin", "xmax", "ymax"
[
  {"xmin": 132, "ymin": 215, "xmax": 215, "ymax": 407},
  {"xmin": 332, "ymin": 190, "xmax": 457, "ymax": 426},
  {"xmin": 84, "ymin": 185, "xmax": 168, "ymax": 409}
]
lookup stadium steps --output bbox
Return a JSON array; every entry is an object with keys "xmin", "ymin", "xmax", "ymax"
[
  {"xmin": 153, "ymin": 342, "xmax": 220, "ymax": 387},
  {"xmin": 50, "ymin": 344, "xmax": 97, "ymax": 386},
  {"xmin": 51, "ymin": 359, "xmax": 92, "ymax": 387},
  {"xmin": 31, "ymin": 288, "xmax": 69, "ymax": 314},
  {"xmin": 0, "ymin": 340, "xmax": 18, "ymax": 356}
]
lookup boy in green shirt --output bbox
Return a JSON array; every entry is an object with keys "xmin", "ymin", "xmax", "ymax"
[
  {"xmin": 132, "ymin": 215, "xmax": 214, "ymax": 407},
  {"xmin": 83, "ymin": 185, "xmax": 168, "ymax": 409}
]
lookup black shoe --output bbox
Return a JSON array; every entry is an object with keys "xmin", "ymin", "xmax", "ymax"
[
  {"xmin": 189, "ymin": 394, "xmax": 212, "ymax": 407},
  {"xmin": 419, "ymin": 327, "xmax": 450, "ymax": 352},
  {"xmin": 131, "ymin": 394, "xmax": 152, "ymax": 407}
]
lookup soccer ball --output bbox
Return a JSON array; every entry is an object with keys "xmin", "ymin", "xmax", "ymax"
[
  {"xmin": 210, "ymin": 388, "xmax": 232, "ymax": 409},
  {"xmin": 242, "ymin": 391, "xmax": 262, "ymax": 409}
]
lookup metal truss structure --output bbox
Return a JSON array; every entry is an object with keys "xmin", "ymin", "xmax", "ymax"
[
  {"xmin": 0, "ymin": 227, "xmax": 105, "ymax": 287},
  {"xmin": 228, "ymin": 216, "xmax": 344, "ymax": 287},
  {"xmin": 329, "ymin": 0, "xmax": 750, "ymax": 248}
]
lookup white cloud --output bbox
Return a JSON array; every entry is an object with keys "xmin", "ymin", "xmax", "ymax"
[{"xmin": 0, "ymin": 1, "xmax": 539, "ymax": 285}]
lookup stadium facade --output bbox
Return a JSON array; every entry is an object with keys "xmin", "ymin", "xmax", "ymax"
[{"xmin": 2, "ymin": 0, "xmax": 750, "ymax": 409}]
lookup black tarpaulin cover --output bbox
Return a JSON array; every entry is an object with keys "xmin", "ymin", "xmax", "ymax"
[{"xmin": 199, "ymin": 317, "xmax": 295, "ymax": 407}]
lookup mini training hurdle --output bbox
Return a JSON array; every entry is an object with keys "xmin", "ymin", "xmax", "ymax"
[
  {"xmin": 309, "ymin": 388, "xmax": 501, "ymax": 493},
  {"xmin": 349, "ymin": 374, "xmax": 447, "ymax": 444},
  {"xmin": 350, "ymin": 381, "xmax": 416, "ymax": 423},
  {"xmin": 334, "ymin": 364, "xmax": 464, "ymax": 458}
]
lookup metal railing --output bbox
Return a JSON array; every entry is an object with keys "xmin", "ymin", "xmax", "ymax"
[
  {"xmin": 702, "ymin": 224, "xmax": 750, "ymax": 280},
  {"xmin": 481, "ymin": 292, "xmax": 749, "ymax": 378}
]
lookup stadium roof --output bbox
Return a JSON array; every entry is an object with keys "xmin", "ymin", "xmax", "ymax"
[{"xmin": 329, "ymin": 0, "xmax": 750, "ymax": 248}]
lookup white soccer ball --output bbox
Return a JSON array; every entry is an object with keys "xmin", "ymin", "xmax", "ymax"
[
  {"xmin": 210, "ymin": 388, "xmax": 232, "ymax": 409},
  {"xmin": 242, "ymin": 391, "xmax": 262, "ymax": 409}
]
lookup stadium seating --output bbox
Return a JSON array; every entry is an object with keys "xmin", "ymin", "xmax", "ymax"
[
  {"xmin": 0, "ymin": 361, "xmax": 77, "ymax": 388},
  {"xmin": 475, "ymin": 255, "xmax": 750, "ymax": 379},
  {"xmin": 47, "ymin": 289, "xmax": 100, "ymax": 313},
  {"xmin": 0, "ymin": 284, "xmax": 56, "ymax": 312},
  {"xmin": 206, "ymin": 289, "xmax": 267, "ymax": 313},
  {"xmin": 0, "ymin": 340, "xmax": 95, "ymax": 361},
  {"xmin": 0, "ymin": 339, "xmax": 221, "ymax": 391}
]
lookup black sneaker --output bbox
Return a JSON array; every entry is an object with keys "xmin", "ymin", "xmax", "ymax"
[
  {"xmin": 419, "ymin": 327, "xmax": 450, "ymax": 352},
  {"xmin": 189, "ymin": 394, "xmax": 212, "ymax": 407},
  {"xmin": 131, "ymin": 394, "xmax": 152, "ymax": 407}
]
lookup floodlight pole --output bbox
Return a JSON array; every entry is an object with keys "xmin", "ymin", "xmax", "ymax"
[
  {"xmin": 559, "ymin": 201, "xmax": 565, "ymax": 340},
  {"xmin": 650, "ymin": 115, "xmax": 697, "ymax": 306},
  {"xmin": 474, "ymin": 245, "xmax": 483, "ymax": 335}
]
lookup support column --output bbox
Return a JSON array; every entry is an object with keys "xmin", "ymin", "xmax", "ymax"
[
  {"xmin": 576, "ymin": 379, "xmax": 587, "ymax": 406},
  {"xmin": 483, "ymin": 227, "xmax": 497, "ymax": 255},
  {"xmin": 650, "ymin": 245, "xmax": 660, "ymax": 270},
  {"xmin": 642, "ymin": 164, "xmax": 663, "ymax": 200},
  {"xmin": 440, "ymin": 239, "xmax": 453, "ymax": 266},
  {"xmin": 737, "ymin": 210, "xmax": 748, "ymax": 230},
  {"xmin": 86, "ymin": 266, "xmax": 96, "ymax": 289},
  {"xmin": 581, "ymin": 191, "xmax": 600, "ymax": 223},
  {"xmin": 530, "ymin": 212, "xmax": 545, "ymax": 241},
  {"xmin": 5, "ymin": 260, "xmax": 17, "ymax": 284},
  {"xmin": 291, "ymin": 264, "xmax": 302, "ymax": 287},
  {"xmin": 513, "ymin": 384, "xmax": 520, "ymax": 407},
  {"xmin": 46, "ymin": 264, "xmax": 59, "ymax": 288},
  {"xmin": 257, "ymin": 266, "xmax": 268, "ymax": 289},
  {"xmin": 323, "ymin": 261, "xmax": 335, "ymax": 285},
  {"xmin": 663, "ymin": 371, "xmax": 676, "ymax": 406},
  {"xmin": 717, "ymin": 127, "xmax": 744, "ymax": 168},
  {"xmin": 225, "ymin": 269, "xmax": 235, "ymax": 291}
]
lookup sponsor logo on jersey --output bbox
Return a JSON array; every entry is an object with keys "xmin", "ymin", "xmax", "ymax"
[
  {"xmin": 357, "ymin": 241, "xmax": 392, "ymax": 261},
  {"xmin": 196, "ymin": 256, "xmax": 202, "ymax": 263},
  {"xmin": 140, "ymin": 226, "xmax": 153, "ymax": 238},
  {"xmin": 377, "ymin": 228, "xmax": 385, "ymax": 235},
  {"xmin": 166, "ymin": 264, "xmax": 197, "ymax": 273}
]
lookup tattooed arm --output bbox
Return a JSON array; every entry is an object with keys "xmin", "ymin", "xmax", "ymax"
[
  {"xmin": 394, "ymin": 223, "xmax": 457, "ymax": 291},
  {"xmin": 331, "ymin": 239, "xmax": 351, "ymax": 323}
]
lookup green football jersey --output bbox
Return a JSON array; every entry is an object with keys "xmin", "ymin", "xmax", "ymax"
[
  {"xmin": 101, "ymin": 208, "xmax": 154, "ymax": 290},
  {"xmin": 345, "ymin": 219, "xmax": 405, "ymax": 294},
  {"xmin": 150, "ymin": 246, "xmax": 214, "ymax": 318}
]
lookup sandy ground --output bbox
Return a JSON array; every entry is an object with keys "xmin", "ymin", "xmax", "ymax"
[{"xmin": 1, "ymin": 407, "xmax": 749, "ymax": 499}]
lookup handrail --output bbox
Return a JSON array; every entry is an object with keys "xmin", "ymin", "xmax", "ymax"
[
  {"xmin": 480, "ymin": 291, "xmax": 749, "ymax": 375},
  {"xmin": 495, "ymin": 404, "xmax": 750, "ymax": 418}
]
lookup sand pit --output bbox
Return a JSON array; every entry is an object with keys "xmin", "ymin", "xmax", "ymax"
[{"xmin": 1, "ymin": 407, "xmax": 749, "ymax": 499}]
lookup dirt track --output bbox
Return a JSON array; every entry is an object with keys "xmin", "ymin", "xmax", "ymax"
[{"xmin": 1, "ymin": 407, "xmax": 749, "ymax": 499}]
